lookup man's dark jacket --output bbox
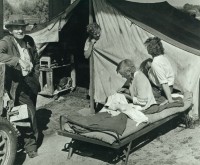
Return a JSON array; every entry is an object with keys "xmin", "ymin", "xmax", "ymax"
[{"xmin": 0, "ymin": 35, "xmax": 40, "ymax": 102}]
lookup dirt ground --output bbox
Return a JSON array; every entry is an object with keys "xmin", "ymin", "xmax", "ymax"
[{"xmin": 14, "ymin": 87, "xmax": 200, "ymax": 165}]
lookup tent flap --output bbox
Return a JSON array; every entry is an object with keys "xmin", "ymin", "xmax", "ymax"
[{"xmin": 29, "ymin": 0, "xmax": 80, "ymax": 44}]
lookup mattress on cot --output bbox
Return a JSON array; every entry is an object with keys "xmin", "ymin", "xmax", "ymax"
[{"xmin": 63, "ymin": 92, "xmax": 192, "ymax": 144}]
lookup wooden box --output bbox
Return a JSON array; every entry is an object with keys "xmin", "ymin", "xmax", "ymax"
[{"xmin": 39, "ymin": 64, "xmax": 71, "ymax": 96}]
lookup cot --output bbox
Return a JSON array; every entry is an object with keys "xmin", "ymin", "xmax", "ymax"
[{"xmin": 58, "ymin": 92, "xmax": 193, "ymax": 165}]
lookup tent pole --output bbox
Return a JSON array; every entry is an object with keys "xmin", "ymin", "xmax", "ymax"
[
  {"xmin": 0, "ymin": 0, "xmax": 3, "ymax": 39},
  {"xmin": 89, "ymin": 0, "xmax": 95, "ymax": 114},
  {"xmin": 199, "ymin": 78, "xmax": 200, "ymax": 119}
]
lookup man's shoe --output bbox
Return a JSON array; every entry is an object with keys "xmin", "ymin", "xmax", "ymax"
[{"xmin": 27, "ymin": 151, "xmax": 38, "ymax": 158}]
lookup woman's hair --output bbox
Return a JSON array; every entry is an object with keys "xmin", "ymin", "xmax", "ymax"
[
  {"xmin": 86, "ymin": 23, "xmax": 101, "ymax": 37},
  {"xmin": 144, "ymin": 37, "xmax": 164, "ymax": 57},
  {"xmin": 116, "ymin": 59, "xmax": 136, "ymax": 74},
  {"xmin": 139, "ymin": 58, "xmax": 153, "ymax": 77}
]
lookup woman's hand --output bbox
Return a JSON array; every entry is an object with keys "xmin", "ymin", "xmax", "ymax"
[
  {"xmin": 91, "ymin": 39, "xmax": 97, "ymax": 44},
  {"xmin": 117, "ymin": 88, "xmax": 129, "ymax": 94}
]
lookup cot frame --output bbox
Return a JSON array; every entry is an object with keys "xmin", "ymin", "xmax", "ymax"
[{"xmin": 57, "ymin": 110, "xmax": 190, "ymax": 165}]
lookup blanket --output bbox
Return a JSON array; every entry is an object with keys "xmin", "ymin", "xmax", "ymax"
[
  {"xmin": 144, "ymin": 97, "xmax": 184, "ymax": 114},
  {"xmin": 102, "ymin": 93, "xmax": 148, "ymax": 126},
  {"xmin": 66, "ymin": 112, "xmax": 127, "ymax": 135}
]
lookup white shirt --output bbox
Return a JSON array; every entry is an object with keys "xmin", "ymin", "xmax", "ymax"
[
  {"xmin": 129, "ymin": 71, "xmax": 156, "ymax": 110},
  {"xmin": 14, "ymin": 39, "xmax": 33, "ymax": 76},
  {"xmin": 148, "ymin": 55, "xmax": 174, "ymax": 87}
]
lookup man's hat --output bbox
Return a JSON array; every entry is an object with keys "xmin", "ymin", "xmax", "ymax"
[{"xmin": 5, "ymin": 14, "xmax": 29, "ymax": 28}]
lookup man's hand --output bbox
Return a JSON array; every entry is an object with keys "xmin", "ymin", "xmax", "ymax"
[
  {"xmin": 19, "ymin": 59, "xmax": 33, "ymax": 76},
  {"xmin": 19, "ymin": 59, "xmax": 32, "ymax": 71}
]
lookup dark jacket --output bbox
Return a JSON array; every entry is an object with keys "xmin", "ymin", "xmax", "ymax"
[{"xmin": 0, "ymin": 35, "xmax": 40, "ymax": 102}]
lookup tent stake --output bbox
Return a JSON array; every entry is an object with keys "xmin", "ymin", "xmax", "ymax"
[{"xmin": 89, "ymin": 0, "xmax": 95, "ymax": 114}]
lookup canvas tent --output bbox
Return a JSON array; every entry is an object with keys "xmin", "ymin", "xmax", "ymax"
[{"xmin": 29, "ymin": 0, "xmax": 200, "ymax": 117}]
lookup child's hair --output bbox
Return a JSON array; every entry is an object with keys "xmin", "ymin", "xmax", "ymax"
[
  {"xmin": 86, "ymin": 23, "xmax": 101, "ymax": 37},
  {"xmin": 140, "ymin": 58, "xmax": 153, "ymax": 77},
  {"xmin": 144, "ymin": 37, "xmax": 164, "ymax": 57},
  {"xmin": 116, "ymin": 59, "xmax": 135, "ymax": 74}
]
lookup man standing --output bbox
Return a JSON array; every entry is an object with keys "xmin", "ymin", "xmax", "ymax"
[{"xmin": 0, "ymin": 14, "xmax": 40, "ymax": 158}]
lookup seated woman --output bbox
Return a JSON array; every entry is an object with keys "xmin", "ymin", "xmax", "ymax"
[
  {"xmin": 140, "ymin": 57, "xmax": 183, "ymax": 105},
  {"xmin": 144, "ymin": 37, "xmax": 177, "ymax": 104},
  {"xmin": 116, "ymin": 59, "xmax": 156, "ymax": 111}
]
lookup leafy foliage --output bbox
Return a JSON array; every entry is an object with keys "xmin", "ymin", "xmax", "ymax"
[
  {"xmin": 3, "ymin": 0, "xmax": 49, "ymax": 23},
  {"xmin": 182, "ymin": 3, "xmax": 200, "ymax": 17},
  {"xmin": 3, "ymin": 0, "xmax": 14, "ymax": 22},
  {"xmin": 20, "ymin": 0, "xmax": 49, "ymax": 23},
  {"xmin": 183, "ymin": 3, "xmax": 200, "ymax": 11}
]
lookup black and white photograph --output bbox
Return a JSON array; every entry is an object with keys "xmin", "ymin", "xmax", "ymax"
[{"xmin": 0, "ymin": 0, "xmax": 200, "ymax": 164}]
